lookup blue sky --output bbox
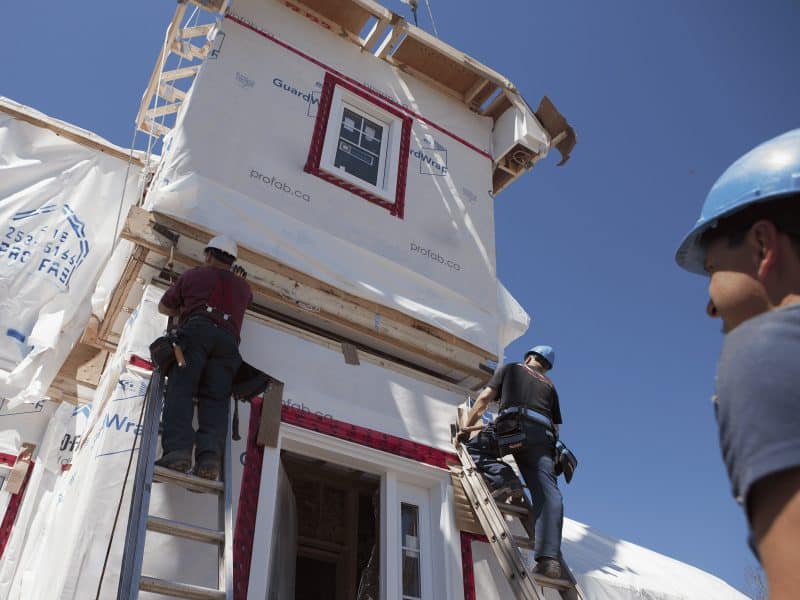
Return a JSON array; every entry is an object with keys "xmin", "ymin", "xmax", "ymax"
[{"xmin": 3, "ymin": 1, "xmax": 798, "ymax": 595}]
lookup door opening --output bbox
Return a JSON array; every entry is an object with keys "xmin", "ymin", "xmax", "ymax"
[{"xmin": 281, "ymin": 450, "xmax": 381, "ymax": 600}]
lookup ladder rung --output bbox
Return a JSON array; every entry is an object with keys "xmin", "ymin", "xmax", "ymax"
[
  {"xmin": 152, "ymin": 465, "xmax": 224, "ymax": 493},
  {"xmin": 497, "ymin": 502, "xmax": 530, "ymax": 518},
  {"xmin": 513, "ymin": 535, "xmax": 535, "ymax": 551},
  {"xmin": 147, "ymin": 515, "xmax": 224, "ymax": 544},
  {"xmin": 140, "ymin": 576, "xmax": 225, "ymax": 599},
  {"xmin": 532, "ymin": 572, "xmax": 575, "ymax": 591}
]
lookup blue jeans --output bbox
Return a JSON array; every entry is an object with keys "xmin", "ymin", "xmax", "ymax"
[
  {"xmin": 468, "ymin": 420, "xmax": 563, "ymax": 560},
  {"xmin": 514, "ymin": 421, "xmax": 563, "ymax": 561},
  {"xmin": 161, "ymin": 316, "xmax": 241, "ymax": 459}
]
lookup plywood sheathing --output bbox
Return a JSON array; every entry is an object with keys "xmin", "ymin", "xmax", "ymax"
[
  {"xmin": 292, "ymin": 0, "xmax": 373, "ymax": 36},
  {"xmin": 47, "ymin": 342, "xmax": 109, "ymax": 404},
  {"xmin": 115, "ymin": 207, "xmax": 493, "ymax": 388}
]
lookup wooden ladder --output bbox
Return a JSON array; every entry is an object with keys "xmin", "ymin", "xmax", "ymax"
[
  {"xmin": 451, "ymin": 417, "xmax": 583, "ymax": 600},
  {"xmin": 117, "ymin": 368, "xmax": 233, "ymax": 600}
]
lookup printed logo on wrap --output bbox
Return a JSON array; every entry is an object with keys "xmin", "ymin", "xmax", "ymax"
[
  {"xmin": 2, "ymin": 203, "xmax": 90, "ymax": 291},
  {"xmin": 1, "ymin": 203, "xmax": 91, "ymax": 354},
  {"xmin": 83, "ymin": 376, "xmax": 148, "ymax": 460},
  {"xmin": 410, "ymin": 135, "xmax": 448, "ymax": 176},
  {"xmin": 273, "ymin": 76, "xmax": 321, "ymax": 118}
]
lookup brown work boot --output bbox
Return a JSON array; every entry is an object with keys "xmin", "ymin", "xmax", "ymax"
[
  {"xmin": 154, "ymin": 449, "xmax": 192, "ymax": 473},
  {"xmin": 533, "ymin": 558, "xmax": 562, "ymax": 580},
  {"xmin": 193, "ymin": 453, "xmax": 221, "ymax": 481}
]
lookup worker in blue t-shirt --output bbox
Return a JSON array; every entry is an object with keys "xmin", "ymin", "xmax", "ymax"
[{"xmin": 675, "ymin": 129, "xmax": 800, "ymax": 600}]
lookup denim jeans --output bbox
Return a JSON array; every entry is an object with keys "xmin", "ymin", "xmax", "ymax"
[
  {"xmin": 468, "ymin": 420, "xmax": 564, "ymax": 561},
  {"xmin": 513, "ymin": 421, "xmax": 563, "ymax": 561},
  {"xmin": 161, "ymin": 316, "xmax": 241, "ymax": 459}
]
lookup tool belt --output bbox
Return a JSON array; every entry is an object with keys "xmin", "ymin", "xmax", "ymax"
[{"xmin": 493, "ymin": 410, "xmax": 529, "ymax": 456}]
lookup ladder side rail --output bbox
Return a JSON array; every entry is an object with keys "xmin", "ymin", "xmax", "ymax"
[
  {"xmin": 117, "ymin": 368, "xmax": 167, "ymax": 600},
  {"xmin": 220, "ymin": 410, "xmax": 234, "ymax": 598},
  {"xmin": 455, "ymin": 443, "xmax": 543, "ymax": 600}
]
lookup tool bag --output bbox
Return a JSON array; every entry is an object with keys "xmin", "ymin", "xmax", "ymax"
[
  {"xmin": 554, "ymin": 440, "xmax": 579, "ymax": 483},
  {"xmin": 230, "ymin": 361, "xmax": 272, "ymax": 441},
  {"xmin": 494, "ymin": 411, "xmax": 528, "ymax": 456},
  {"xmin": 148, "ymin": 333, "xmax": 182, "ymax": 373}
]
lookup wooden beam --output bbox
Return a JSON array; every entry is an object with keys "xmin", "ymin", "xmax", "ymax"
[
  {"xmin": 117, "ymin": 208, "xmax": 494, "ymax": 380},
  {"xmin": 97, "ymin": 245, "xmax": 149, "ymax": 344},
  {"xmin": 0, "ymin": 99, "xmax": 144, "ymax": 166}
]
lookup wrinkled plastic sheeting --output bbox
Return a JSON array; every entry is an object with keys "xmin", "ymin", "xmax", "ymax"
[{"xmin": 0, "ymin": 99, "xmax": 144, "ymax": 406}]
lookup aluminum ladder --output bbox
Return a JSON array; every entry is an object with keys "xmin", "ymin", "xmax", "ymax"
[
  {"xmin": 117, "ymin": 368, "xmax": 234, "ymax": 599},
  {"xmin": 451, "ymin": 417, "xmax": 583, "ymax": 600}
]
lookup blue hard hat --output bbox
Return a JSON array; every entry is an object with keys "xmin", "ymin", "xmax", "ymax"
[
  {"xmin": 525, "ymin": 345, "xmax": 555, "ymax": 369},
  {"xmin": 676, "ymin": 128, "xmax": 800, "ymax": 275}
]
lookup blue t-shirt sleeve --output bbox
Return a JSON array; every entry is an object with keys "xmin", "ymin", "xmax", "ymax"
[{"xmin": 715, "ymin": 305, "xmax": 800, "ymax": 514}]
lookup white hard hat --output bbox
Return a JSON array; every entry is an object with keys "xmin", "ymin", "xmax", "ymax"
[{"xmin": 205, "ymin": 234, "xmax": 238, "ymax": 259}]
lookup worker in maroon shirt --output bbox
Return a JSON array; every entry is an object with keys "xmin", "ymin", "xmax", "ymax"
[{"xmin": 155, "ymin": 235, "xmax": 253, "ymax": 480}]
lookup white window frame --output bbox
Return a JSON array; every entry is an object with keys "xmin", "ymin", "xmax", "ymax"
[
  {"xmin": 397, "ymin": 483, "xmax": 434, "ymax": 600},
  {"xmin": 252, "ymin": 423, "xmax": 464, "ymax": 600},
  {"xmin": 320, "ymin": 85, "xmax": 403, "ymax": 204}
]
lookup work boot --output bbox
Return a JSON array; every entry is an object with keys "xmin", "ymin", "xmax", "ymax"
[
  {"xmin": 193, "ymin": 452, "xmax": 221, "ymax": 481},
  {"xmin": 490, "ymin": 480, "xmax": 525, "ymax": 505},
  {"xmin": 533, "ymin": 558, "xmax": 562, "ymax": 580},
  {"xmin": 154, "ymin": 448, "xmax": 192, "ymax": 473}
]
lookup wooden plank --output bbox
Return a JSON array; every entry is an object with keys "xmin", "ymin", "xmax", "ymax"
[
  {"xmin": 147, "ymin": 515, "xmax": 224, "ymax": 544},
  {"xmin": 139, "ymin": 577, "xmax": 224, "ymax": 600},
  {"xmin": 97, "ymin": 245, "xmax": 149, "ymax": 344},
  {"xmin": 180, "ymin": 24, "xmax": 215, "ymax": 39},
  {"xmin": 464, "ymin": 79, "xmax": 490, "ymax": 106},
  {"xmin": 375, "ymin": 20, "xmax": 406, "ymax": 58},
  {"xmin": 144, "ymin": 102, "xmax": 181, "ymax": 119},
  {"xmin": 127, "ymin": 208, "xmax": 493, "ymax": 363},
  {"xmin": 289, "ymin": 0, "xmax": 373, "ymax": 36},
  {"xmin": 257, "ymin": 379, "xmax": 284, "ymax": 447},
  {"xmin": 450, "ymin": 467, "xmax": 483, "ymax": 535},
  {"xmin": 0, "ymin": 100, "xmax": 144, "ymax": 166},
  {"xmin": 392, "ymin": 35, "xmax": 480, "ymax": 96},
  {"xmin": 135, "ymin": 3, "xmax": 187, "ymax": 131},
  {"xmin": 400, "ymin": 24, "xmax": 515, "ymax": 93}
]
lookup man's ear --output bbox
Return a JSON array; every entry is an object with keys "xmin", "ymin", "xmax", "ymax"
[{"xmin": 749, "ymin": 220, "xmax": 779, "ymax": 280}]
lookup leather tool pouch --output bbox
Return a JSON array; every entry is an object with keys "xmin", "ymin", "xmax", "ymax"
[
  {"xmin": 149, "ymin": 334, "xmax": 181, "ymax": 373},
  {"xmin": 494, "ymin": 411, "xmax": 528, "ymax": 456}
]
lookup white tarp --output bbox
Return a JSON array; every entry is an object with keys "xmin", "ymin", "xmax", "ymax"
[
  {"xmin": 145, "ymin": 1, "xmax": 531, "ymax": 354},
  {"xmin": 0, "ymin": 98, "xmax": 144, "ymax": 406},
  {"xmin": 471, "ymin": 518, "xmax": 748, "ymax": 600}
]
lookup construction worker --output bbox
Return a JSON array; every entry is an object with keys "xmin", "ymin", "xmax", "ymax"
[
  {"xmin": 155, "ymin": 234, "xmax": 253, "ymax": 480},
  {"xmin": 675, "ymin": 129, "xmax": 800, "ymax": 599},
  {"xmin": 462, "ymin": 345, "xmax": 565, "ymax": 580}
]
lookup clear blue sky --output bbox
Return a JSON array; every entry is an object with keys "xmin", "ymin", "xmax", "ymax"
[{"xmin": 3, "ymin": 1, "xmax": 798, "ymax": 596}]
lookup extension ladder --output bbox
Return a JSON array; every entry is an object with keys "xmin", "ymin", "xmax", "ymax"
[
  {"xmin": 117, "ymin": 368, "xmax": 234, "ymax": 599},
  {"xmin": 451, "ymin": 412, "xmax": 583, "ymax": 600}
]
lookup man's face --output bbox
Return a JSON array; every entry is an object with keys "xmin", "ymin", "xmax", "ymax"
[{"xmin": 703, "ymin": 234, "xmax": 771, "ymax": 333}]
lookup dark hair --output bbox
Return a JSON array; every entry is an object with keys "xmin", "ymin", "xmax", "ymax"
[
  {"xmin": 206, "ymin": 247, "xmax": 236, "ymax": 266},
  {"xmin": 700, "ymin": 194, "xmax": 800, "ymax": 257}
]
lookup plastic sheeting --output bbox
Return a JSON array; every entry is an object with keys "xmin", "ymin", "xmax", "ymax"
[
  {"xmin": 0, "ymin": 98, "xmax": 144, "ymax": 406},
  {"xmin": 145, "ymin": 2, "xmax": 530, "ymax": 354},
  {"xmin": 471, "ymin": 518, "xmax": 748, "ymax": 600}
]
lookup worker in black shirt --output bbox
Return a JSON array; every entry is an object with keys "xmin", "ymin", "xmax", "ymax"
[{"xmin": 462, "ymin": 345, "xmax": 564, "ymax": 580}]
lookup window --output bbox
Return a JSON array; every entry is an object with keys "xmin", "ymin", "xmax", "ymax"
[
  {"xmin": 401, "ymin": 503, "xmax": 422, "ymax": 599},
  {"xmin": 305, "ymin": 72, "xmax": 412, "ymax": 218}
]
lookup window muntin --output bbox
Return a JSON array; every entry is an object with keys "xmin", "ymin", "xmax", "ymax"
[{"xmin": 334, "ymin": 107, "xmax": 387, "ymax": 187}]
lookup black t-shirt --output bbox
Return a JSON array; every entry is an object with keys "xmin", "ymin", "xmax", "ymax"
[{"xmin": 488, "ymin": 362, "xmax": 562, "ymax": 424}]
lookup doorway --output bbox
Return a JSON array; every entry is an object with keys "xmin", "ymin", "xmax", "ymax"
[{"xmin": 281, "ymin": 450, "xmax": 381, "ymax": 600}]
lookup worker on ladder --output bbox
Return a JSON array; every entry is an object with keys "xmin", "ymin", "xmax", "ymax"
[
  {"xmin": 461, "ymin": 345, "xmax": 565, "ymax": 580},
  {"xmin": 155, "ymin": 234, "xmax": 253, "ymax": 480},
  {"xmin": 675, "ymin": 129, "xmax": 800, "ymax": 599}
]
